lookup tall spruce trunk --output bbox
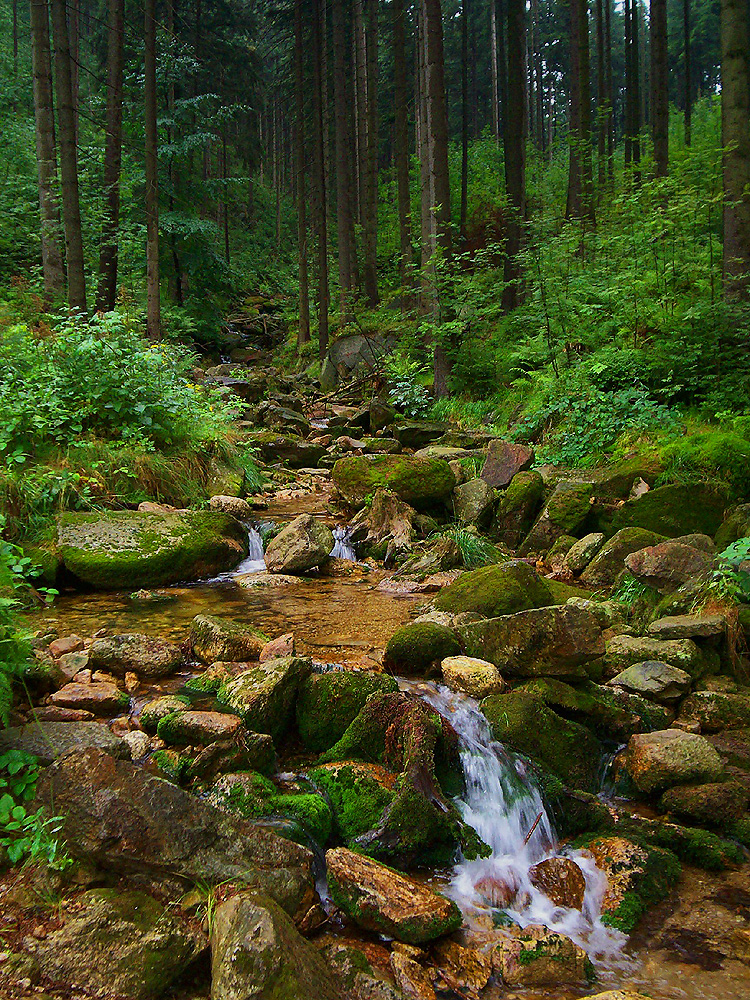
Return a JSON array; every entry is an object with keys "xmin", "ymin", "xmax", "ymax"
[
  {"xmin": 490, "ymin": 2, "xmax": 500, "ymax": 145},
  {"xmin": 502, "ymin": 0, "xmax": 526, "ymax": 310},
  {"xmin": 97, "ymin": 0, "xmax": 124, "ymax": 311},
  {"xmin": 683, "ymin": 0, "xmax": 692, "ymax": 145},
  {"xmin": 363, "ymin": 0, "xmax": 379, "ymax": 306},
  {"xmin": 50, "ymin": 0, "xmax": 86, "ymax": 310},
  {"xmin": 393, "ymin": 0, "xmax": 413, "ymax": 293},
  {"xmin": 566, "ymin": 0, "xmax": 595, "ymax": 223},
  {"xmin": 460, "ymin": 0, "xmax": 469, "ymax": 237},
  {"xmin": 295, "ymin": 0, "xmax": 310, "ymax": 346},
  {"xmin": 720, "ymin": 0, "xmax": 750, "ymax": 299},
  {"xmin": 604, "ymin": 0, "xmax": 614, "ymax": 184},
  {"xmin": 144, "ymin": 0, "xmax": 161, "ymax": 339},
  {"xmin": 30, "ymin": 0, "xmax": 64, "ymax": 302},
  {"xmin": 596, "ymin": 0, "xmax": 606, "ymax": 189},
  {"xmin": 312, "ymin": 0, "xmax": 330, "ymax": 357},
  {"xmin": 650, "ymin": 0, "xmax": 669, "ymax": 176},
  {"xmin": 332, "ymin": 0, "xmax": 356, "ymax": 320}
]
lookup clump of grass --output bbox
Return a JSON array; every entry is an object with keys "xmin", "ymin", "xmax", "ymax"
[{"xmin": 434, "ymin": 525, "xmax": 502, "ymax": 568}]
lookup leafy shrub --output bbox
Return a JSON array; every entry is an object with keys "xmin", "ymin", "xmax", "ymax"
[
  {"xmin": 383, "ymin": 352, "xmax": 431, "ymax": 418},
  {"xmin": 0, "ymin": 750, "xmax": 71, "ymax": 869},
  {"xmin": 710, "ymin": 538, "xmax": 750, "ymax": 603},
  {"xmin": 0, "ymin": 541, "xmax": 32, "ymax": 725}
]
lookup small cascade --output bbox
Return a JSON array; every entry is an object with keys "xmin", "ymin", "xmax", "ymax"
[
  {"xmin": 233, "ymin": 526, "xmax": 267, "ymax": 574},
  {"xmin": 331, "ymin": 525, "xmax": 356, "ymax": 561},
  {"xmin": 412, "ymin": 682, "xmax": 630, "ymax": 968}
]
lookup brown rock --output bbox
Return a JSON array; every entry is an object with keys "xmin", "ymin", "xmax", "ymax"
[
  {"xmin": 626, "ymin": 729, "xmax": 724, "ymax": 793},
  {"xmin": 156, "ymin": 710, "xmax": 243, "ymax": 745},
  {"xmin": 31, "ymin": 706, "xmax": 96, "ymax": 722},
  {"xmin": 431, "ymin": 939, "xmax": 492, "ymax": 995},
  {"xmin": 390, "ymin": 952, "xmax": 436, "ymax": 1000},
  {"xmin": 50, "ymin": 682, "xmax": 128, "ymax": 716},
  {"xmin": 49, "ymin": 635, "xmax": 84, "ymax": 658},
  {"xmin": 624, "ymin": 542, "xmax": 712, "ymax": 594},
  {"xmin": 481, "ymin": 441, "xmax": 534, "ymax": 488},
  {"xmin": 493, "ymin": 924, "xmax": 589, "ymax": 986},
  {"xmin": 529, "ymin": 856, "xmax": 586, "ymax": 910},
  {"xmin": 260, "ymin": 633, "xmax": 296, "ymax": 662}
]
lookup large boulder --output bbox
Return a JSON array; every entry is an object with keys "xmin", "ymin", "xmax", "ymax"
[
  {"xmin": 580, "ymin": 527, "xmax": 667, "ymax": 586},
  {"xmin": 211, "ymin": 894, "xmax": 343, "ymax": 1000},
  {"xmin": 393, "ymin": 420, "xmax": 447, "ymax": 450},
  {"xmin": 332, "ymin": 455, "xmax": 456, "ymax": 511},
  {"xmin": 383, "ymin": 622, "xmax": 461, "ymax": 677},
  {"xmin": 296, "ymin": 670, "xmax": 399, "ymax": 753},
  {"xmin": 190, "ymin": 614, "xmax": 266, "ymax": 663},
  {"xmin": 320, "ymin": 331, "xmax": 397, "ymax": 392},
  {"xmin": 434, "ymin": 560, "xmax": 552, "ymax": 617},
  {"xmin": 624, "ymin": 541, "xmax": 713, "ymax": 593},
  {"xmin": 610, "ymin": 483, "xmax": 727, "ymax": 538},
  {"xmin": 625, "ymin": 730, "xmax": 724, "ymax": 794},
  {"xmin": 50, "ymin": 681, "xmax": 129, "ymax": 716},
  {"xmin": 0, "ymin": 720, "xmax": 127, "ymax": 764},
  {"xmin": 715, "ymin": 503, "xmax": 750, "ymax": 549},
  {"xmin": 325, "ymin": 847, "xmax": 461, "ymax": 943},
  {"xmin": 660, "ymin": 781, "xmax": 749, "ymax": 825},
  {"xmin": 25, "ymin": 889, "xmax": 204, "ymax": 1000},
  {"xmin": 481, "ymin": 690, "xmax": 601, "ymax": 789},
  {"xmin": 35, "ymin": 748, "xmax": 314, "ymax": 913},
  {"xmin": 306, "ymin": 761, "xmax": 397, "ymax": 844},
  {"xmin": 461, "ymin": 604, "xmax": 605, "ymax": 679},
  {"xmin": 265, "ymin": 514, "xmax": 334, "ymax": 574},
  {"xmin": 480, "ymin": 440, "xmax": 534, "ymax": 488},
  {"xmin": 453, "ymin": 478, "xmax": 495, "ymax": 527},
  {"xmin": 604, "ymin": 635, "xmax": 704, "ymax": 680},
  {"xmin": 156, "ymin": 710, "xmax": 243, "ymax": 745},
  {"xmin": 529, "ymin": 857, "xmax": 587, "ymax": 909},
  {"xmin": 217, "ymin": 656, "xmax": 313, "ymax": 740},
  {"xmin": 607, "ymin": 661, "xmax": 692, "ymax": 703},
  {"xmin": 492, "ymin": 470, "xmax": 544, "ymax": 548},
  {"xmin": 519, "ymin": 481, "xmax": 594, "ymax": 556},
  {"xmin": 89, "ymin": 633, "xmax": 183, "ymax": 678},
  {"xmin": 245, "ymin": 431, "xmax": 326, "ymax": 469},
  {"xmin": 55, "ymin": 510, "xmax": 248, "ymax": 589}
]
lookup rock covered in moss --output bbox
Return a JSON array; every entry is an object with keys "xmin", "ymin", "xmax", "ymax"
[
  {"xmin": 659, "ymin": 780, "xmax": 749, "ymax": 826},
  {"xmin": 217, "ymin": 656, "xmax": 313, "ymax": 740},
  {"xmin": 441, "ymin": 655, "xmax": 504, "ymax": 699},
  {"xmin": 453, "ymin": 478, "xmax": 496, "ymax": 527},
  {"xmin": 481, "ymin": 690, "xmax": 601, "ymax": 789},
  {"xmin": 307, "ymin": 761, "xmax": 397, "ymax": 843},
  {"xmin": 156, "ymin": 710, "xmax": 243, "ymax": 745},
  {"xmin": 604, "ymin": 634, "xmax": 704, "ymax": 681},
  {"xmin": 647, "ymin": 614, "xmax": 727, "ymax": 640},
  {"xmin": 715, "ymin": 503, "xmax": 750, "ymax": 550},
  {"xmin": 626, "ymin": 730, "xmax": 724, "ymax": 794},
  {"xmin": 607, "ymin": 661, "xmax": 692, "ymax": 703},
  {"xmin": 546, "ymin": 534, "xmax": 578, "ymax": 570},
  {"xmin": 211, "ymin": 893, "xmax": 342, "ymax": 1000},
  {"xmin": 393, "ymin": 420, "xmax": 447, "ymax": 450},
  {"xmin": 480, "ymin": 440, "xmax": 534, "ymax": 488},
  {"xmin": 678, "ymin": 690, "xmax": 750, "ymax": 731},
  {"xmin": 296, "ymin": 670, "xmax": 398, "ymax": 753},
  {"xmin": 494, "ymin": 924, "xmax": 590, "ymax": 987},
  {"xmin": 492, "ymin": 470, "xmax": 545, "ymax": 548},
  {"xmin": 26, "ymin": 888, "xmax": 205, "ymax": 1000},
  {"xmin": 611, "ymin": 483, "xmax": 727, "ymax": 539},
  {"xmin": 565, "ymin": 596, "xmax": 628, "ymax": 629},
  {"xmin": 264, "ymin": 514, "xmax": 335, "ymax": 574},
  {"xmin": 244, "ymin": 430, "xmax": 326, "ymax": 468},
  {"xmin": 325, "ymin": 847, "xmax": 461, "ymax": 943},
  {"xmin": 184, "ymin": 661, "xmax": 235, "ymax": 694},
  {"xmin": 89, "ymin": 633, "xmax": 183, "ymax": 678},
  {"xmin": 207, "ymin": 772, "xmax": 333, "ymax": 845},
  {"xmin": 461, "ymin": 604, "xmax": 605, "ymax": 679},
  {"xmin": 56, "ymin": 510, "xmax": 249, "ymax": 589},
  {"xmin": 519, "ymin": 480, "xmax": 594, "ymax": 556},
  {"xmin": 434, "ymin": 560, "xmax": 551, "ymax": 618},
  {"xmin": 348, "ymin": 487, "xmax": 416, "ymax": 554},
  {"xmin": 624, "ymin": 541, "xmax": 713, "ymax": 593},
  {"xmin": 383, "ymin": 622, "xmax": 461, "ymax": 677},
  {"xmin": 0, "ymin": 720, "xmax": 127, "ymax": 764},
  {"xmin": 190, "ymin": 614, "xmax": 266, "ymax": 664},
  {"xmin": 580, "ymin": 528, "xmax": 667, "ymax": 587},
  {"xmin": 332, "ymin": 455, "xmax": 456, "ymax": 511},
  {"xmin": 564, "ymin": 532, "xmax": 606, "ymax": 573}
]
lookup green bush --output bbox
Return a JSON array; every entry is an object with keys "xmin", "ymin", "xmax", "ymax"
[{"xmin": 0, "ymin": 541, "xmax": 33, "ymax": 724}]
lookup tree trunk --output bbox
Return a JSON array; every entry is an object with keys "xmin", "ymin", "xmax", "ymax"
[
  {"xmin": 295, "ymin": 0, "xmax": 310, "ymax": 346},
  {"xmin": 633, "ymin": 0, "xmax": 642, "ymax": 183},
  {"xmin": 502, "ymin": 0, "xmax": 526, "ymax": 311},
  {"xmin": 97, "ymin": 0, "xmax": 124, "ymax": 312},
  {"xmin": 30, "ymin": 0, "xmax": 65, "ymax": 302},
  {"xmin": 363, "ymin": 0, "xmax": 379, "ymax": 306},
  {"xmin": 51, "ymin": 0, "xmax": 86, "ymax": 310},
  {"xmin": 720, "ymin": 0, "xmax": 750, "ymax": 300},
  {"xmin": 596, "ymin": 0, "xmax": 606, "ymax": 189},
  {"xmin": 312, "ymin": 0, "xmax": 330, "ymax": 358},
  {"xmin": 604, "ymin": 0, "xmax": 614, "ymax": 184},
  {"xmin": 683, "ymin": 0, "xmax": 692, "ymax": 145},
  {"xmin": 354, "ymin": 0, "xmax": 366, "ymax": 224},
  {"xmin": 332, "ymin": 0, "xmax": 357, "ymax": 320},
  {"xmin": 460, "ymin": 0, "xmax": 469, "ymax": 238},
  {"xmin": 565, "ymin": 0, "xmax": 595, "ymax": 223},
  {"xmin": 496, "ymin": 0, "xmax": 507, "ymax": 138},
  {"xmin": 393, "ymin": 0, "xmax": 413, "ymax": 293},
  {"xmin": 144, "ymin": 0, "xmax": 161, "ymax": 340},
  {"xmin": 69, "ymin": 0, "xmax": 79, "ymax": 143},
  {"xmin": 490, "ymin": 2, "xmax": 500, "ymax": 145},
  {"xmin": 650, "ymin": 0, "xmax": 669, "ymax": 176}
]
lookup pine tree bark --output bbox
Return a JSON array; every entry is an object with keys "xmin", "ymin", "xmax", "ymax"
[
  {"xmin": 312, "ymin": 0, "xmax": 330, "ymax": 357},
  {"xmin": 650, "ymin": 0, "xmax": 669, "ymax": 176},
  {"xmin": 460, "ymin": 0, "xmax": 469, "ymax": 238},
  {"xmin": 604, "ymin": 0, "xmax": 614, "ymax": 184},
  {"xmin": 596, "ymin": 0, "xmax": 606, "ymax": 189},
  {"xmin": 30, "ymin": 0, "xmax": 65, "ymax": 302},
  {"xmin": 502, "ymin": 0, "xmax": 526, "ymax": 310},
  {"xmin": 97, "ymin": 0, "xmax": 124, "ymax": 312},
  {"xmin": 332, "ymin": 0, "xmax": 356, "ymax": 320},
  {"xmin": 490, "ymin": 2, "xmax": 500, "ymax": 145},
  {"xmin": 393, "ymin": 0, "xmax": 413, "ymax": 293},
  {"xmin": 683, "ymin": 0, "xmax": 692, "ymax": 145},
  {"xmin": 295, "ymin": 0, "xmax": 310, "ymax": 346},
  {"xmin": 566, "ymin": 0, "xmax": 595, "ymax": 223},
  {"xmin": 363, "ymin": 0, "xmax": 379, "ymax": 306},
  {"xmin": 50, "ymin": 0, "xmax": 87, "ymax": 310},
  {"xmin": 144, "ymin": 0, "xmax": 161, "ymax": 339},
  {"xmin": 720, "ymin": 0, "xmax": 750, "ymax": 300}
]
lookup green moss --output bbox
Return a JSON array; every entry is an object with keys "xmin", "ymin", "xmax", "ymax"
[
  {"xmin": 661, "ymin": 431, "xmax": 750, "ymax": 500},
  {"xmin": 434, "ymin": 561, "xmax": 552, "ymax": 617},
  {"xmin": 546, "ymin": 580, "xmax": 595, "ymax": 603},
  {"xmin": 728, "ymin": 816, "xmax": 750, "ymax": 847},
  {"xmin": 645, "ymin": 823, "xmax": 745, "ymax": 870},
  {"xmin": 271, "ymin": 793, "xmax": 332, "ymax": 846},
  {"xmin": 331, "ymin": 455, "xmax": 456, "ymax": 511},
  {"xmin": 545, "ymin": 482, "xmax": 595, "ymax": 531},
  {"xmin": 152, "ymin": 748, "xmax": 193, "ymax": 783},
  {"xmin": 610, "ymin": 483, "xmax": 727, "ymax": 538},
  {"xmin": 499, "ymin": 470, "xmax": 544, "ymax": 512},
  {"xmin": 296, "ymin": 671, "xmax": 398, "ymax": 753},
  {"xmin": 307, "ymin": 763, "xmax": 394, "ymax": 842},
  {"xmin": 140, "ymin": 696, "xmax": 190, "ymax": 733},
  {"xmin": 383, "ymin": 623, "xmax": 461, "ymax": 677}
]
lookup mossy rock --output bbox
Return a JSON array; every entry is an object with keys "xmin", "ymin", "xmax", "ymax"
[
  {"xmin": 332, "ymin": 455, "xmax": 456, "ymax": 511},
  {"xmin": 610, "ymin": 484, "xmax": 728, "ymax": 539},
  {"xmin": 715, "ymin": 505, "xmax": 750, "ymax": 550},
  {"xmin": 243, "ymin": 431, "xmax": 326, "ymax": 468},
  {"xmin": 383, "ymin": 623, "xmax": 461, "ymax": 677},
  {"xmin": 307, "ymin": 761, "xmax": 396, "ymax": 843},
  {"xmin": 22, "ymin": 542, "xmax": 62, "ymax": 587},
  {"xmin": 580, "ymin": 528, "xmax": 667, "ymax": 587},
  {"xmin": 139, "ymin": 695, "xmax": 190, "ymax": 734},
  {"xmin": 190, "ymin": 614, "xmax": 267, "ymax": 664},
  {"xmin": 659, "ymin": 781, "xmax": 749, "ymax": 828},
  {"xmin": 480, "ymin": 690, "xmax": 601, "ymax": 791},
  {"xmin": 519, "ymin": 481, "xmax": 595, "ymax": 557},
  {"xmin": 627, "ymin": 818, "xmax": 745, "ymax": 871},
  {"xmin": 56, "ymin": 510, "xmax": 249, "ymax": 589},
  {"xmin": 492, "ymin": 470, "xmax": 545, "ymax": 548},
  {"xmin": 217, "ymin": 656, "xmax": 313, "ymax": 741},
  {"xmin": 296, "ymin": 671, "xmax": 399, "ymax": 753},
  {"xmin": 434, "ymin": 560, "xmax": 552, "ymax": 617}
]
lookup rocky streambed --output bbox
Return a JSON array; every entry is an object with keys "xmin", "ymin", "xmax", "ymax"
[{"xmin": 4, "ymin": 404, "xmax": 750, "ymax": 1000}]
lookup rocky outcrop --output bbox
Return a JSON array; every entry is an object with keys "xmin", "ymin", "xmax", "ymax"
[
  {"xmin": 332, "ymin": 455, "xmax": 455, "ymax": 511},
  {"xmin": 55, "ymin": 510, "xmax": 249, "ymax": 588},
  {"xmin": 217, "ymin": 656, "xmax": 313, "ymax": 740},
  {"xmin": 325, "ymin": 847, "xmax": 461, "ymax": 943},
  {"xmin": 190, "ymin": 614, "xmax": 266, "ymax": 663},
  {"xmin": 264, "ymin": 514, "xmax": 334, "ymax": 574},
  {"xmin": 625, "ymin": 730, "xmax": 724, "ymax": 794},
  {"xmin": 89, "ymin": 633, "xmax": 183, "ymax": 677}
]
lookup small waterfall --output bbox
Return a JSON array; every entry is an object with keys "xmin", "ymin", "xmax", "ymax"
[
  {"xmin": 233, "ymin": 527, "xmax": 267, "ymax": 574},
  {"xmin": 331, "ymin": 525, "xmax": 356, "ymax": 561},
  {"xmin": 412, "ymin": 682, "xmax": 630, "ymax": 967}
]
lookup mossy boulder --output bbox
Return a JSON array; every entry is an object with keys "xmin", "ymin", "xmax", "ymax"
[
  {"xmin": 434, "ymin": 560, "xmax": 552, "ymax": 617},
  {"xmin": 217, "ymin": 656, "xmax": 313, "ymax": 740},
  {"xmin": 580, "ymin": 527, "xmax": 667, "ymax": 587},
  {"xmin": 480, "ymin": 690, "xmax": 600, "ymax": 790},
  {"xmin": 678, "ymin": 690, "xmax": 750, "ymax": 731},
  {"xmin": 610, "ymin": 483, "xmax": 728, "ymax": 539},
  {"xmin": 519, "ymin": 481, "xmax": 594, "ymax": 556},
  {"xmin": 383, "ymin": 622, "xmax": 461, "ymax": 677},
  {"xmin": 659, "ymin": 781, "xmax": 749, "ymax": 827},
  {"xmin": 307, "ymin": 761, "xmax": 397, "ymax": 843},
  {"xmin": 625, "ymin": 729, "xmax": 724, "ymax": 794},
  {"xmin": 492, "ymin": 470, "xmax": 545, "ymax": 548},
  {"xmin": 715, "ymin": 504, "xmax": 750, "ymax": 550},
  {"xmin": 296, "ymin": 671, "xmax": 398, "ymax": 753},
  {"xmin": 56, "ymin": 510, "xmax": 249, "ymax": 589},
  {"xmin": 393, "ymin": 420, "xmax": 447, "ymax": 449},
  {"xmin": 139, "ymin": 695, "xmax": 190, "ymax": 734},
  {"xmin": 22, "ymin": 542, "xmax": 62, "ymax": 587},
  {"xmin": 243, "ymin": 430, "xmax": 326, "ymax": 468},
  {"xmin": 264, "ymin": 514, "xmax": 334, "ymax": 574},
  {"xmin": 190, "ymin": 614, "xmax": 267, "ymax": 664},
  {"xmin": 332, "ymin": 454, "xmax": 456, "ymax": 511},
  {"xmin": 156, "ymin": 710, "xmax": 243, "ymax": 746},
  {"xmin": 453, "ymin": 478, "xmax": 496, "ymax": 527},
  {"xmin": 604, "ymin": 635, "xmax": 704, "ymax": 680}
]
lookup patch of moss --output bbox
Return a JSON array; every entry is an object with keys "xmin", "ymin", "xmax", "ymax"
[
  {"xmin": 434, "ymin": 561, "xmax": 552, "ymax": 617},
  {"xmin": 296, "ymin": 671, "xmax": 398, "ymax": 753},
  {"xmin": 728, "ymin": 816, "xmax": 750, "ymax": 847},
  {"xmin": 331, "ymin": 455, "xmax": 456, "ymax": 511},
  {"xmin": 645, "ymin": 823, "xmax": 744, "ymax": 870},
  {"xmin": 152, "ymin": 748, "xmax": 193, "ymax": 783},
  {"xmin": 383, "ymin": 623, "xmax": 461, "ymax": 677},
  {"xmin": 307, "ymin": 763, "xmax": 395, "ymax": 843},
  {"xmin": 610, "ymin": 483, "xmax": 728, "ymax": 538}
]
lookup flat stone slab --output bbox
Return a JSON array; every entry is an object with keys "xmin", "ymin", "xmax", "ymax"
[
  {"xmin": 0, "ymin": 720, "xmax": 128, "ymax": 765},
  {"xmin": 607, "ymin": 661, "xmax": 693, "ymax": 703},
  {"xmin": 647, "ymin": 614, "xmax": 726, "ymax": 640}
]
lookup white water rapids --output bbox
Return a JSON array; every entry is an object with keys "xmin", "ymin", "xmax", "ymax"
[{"xmin": 408, "ymin": 681, "xmax": 632, "ymax": 969}]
